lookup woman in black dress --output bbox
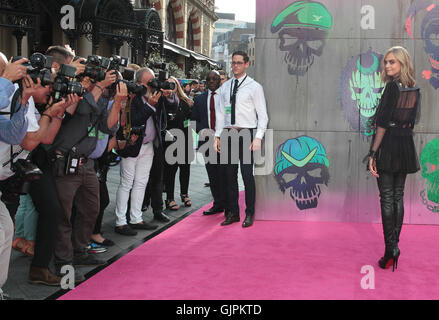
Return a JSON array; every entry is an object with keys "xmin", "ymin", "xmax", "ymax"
[
  {"xmin": 163, "ymin": 76, "xmax": 194, "ymax": 210},
  {"xmin": 368, "ymin": 46, "xmax": 420, "ymax": 271}
]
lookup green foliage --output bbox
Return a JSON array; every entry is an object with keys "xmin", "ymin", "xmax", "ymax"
[{"xmin": 188, "ymin": 62, "xmax": 210, "ymax": 80}]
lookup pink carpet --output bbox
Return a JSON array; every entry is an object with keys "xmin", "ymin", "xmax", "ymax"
[{"xmin": 59, "ymin": 203, "xmax": 439, "ymax": 300}]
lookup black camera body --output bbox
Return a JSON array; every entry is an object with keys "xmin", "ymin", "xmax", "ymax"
[
  {"xmin": 118, "ymin": 69, "xmax": 147, "ymax": 96},
  {"xmin": 130, "ymin": 124, "xmax": 146, "ymax": 138},
  {"xmin": 10, "ymin": 158, "xmax": 43, "ymax": 195},
  {"xmin": 108, "ymin": 55, "xmax": 128, "ymax": 71},
  {"xmin": 51, "ymin": 64, "xmax": 86, "ymax": 102},
  {"xmin": 148, "ymin": 62, "xmax": 175, "ymax": 93},
  {"xmin": 77, "ymin": 55, "xmax": 107, "ymax": 82},
  {"xmin": 12, "ymin": 53, "xmax": 53, "ymax": 86}
]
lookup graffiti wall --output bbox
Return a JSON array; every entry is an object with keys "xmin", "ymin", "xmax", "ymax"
[{"xmin": 255, "ymin": 0, "xmax": 439, "ymax": 224}]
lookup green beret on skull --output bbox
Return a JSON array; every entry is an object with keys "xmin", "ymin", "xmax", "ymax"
[{"xmin": 271, "ymin": 0, "xmax": 333, "ymax": 33}]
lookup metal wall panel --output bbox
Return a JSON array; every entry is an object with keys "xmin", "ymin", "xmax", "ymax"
[{"xmin": 254, "ymin": 0, "xmax": 439, "ymax": 225}]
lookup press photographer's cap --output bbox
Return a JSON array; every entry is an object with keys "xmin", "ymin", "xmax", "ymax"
[{"xmin": 271, "ymin": 0, "xmax": 333, "ymax": 33}]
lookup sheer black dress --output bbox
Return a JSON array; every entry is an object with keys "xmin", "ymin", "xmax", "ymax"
[{"xmin": 371, "ymin": 80, "xmax": 420, "ymax": 174}]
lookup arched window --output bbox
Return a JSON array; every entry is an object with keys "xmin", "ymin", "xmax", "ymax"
[
  {"xmin": 186, "ymin": 17, "xmax": 194, "ymax": 50},
  {"xmin": 165, "ymin": 3, "xmax": 177, "ymax": 43}
]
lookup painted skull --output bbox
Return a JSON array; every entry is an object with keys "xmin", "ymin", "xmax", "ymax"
[
  {"xmin": 420, "ymin": 139, "xmax": 439, "ymax": 204},
  {"xmin": 274, "ymin": 136, "xmax": 330, "ymax": 210},
  {"xmin": 341, "ymin": 50, "xmax": 385, "ymax": 137},
  {"xmin": 421, "ymin": 7, "xmax": 439, "ymax": 89},
  {"xmin": 271, "ymin": 0, "xmax": 333, "ymax": 76}
]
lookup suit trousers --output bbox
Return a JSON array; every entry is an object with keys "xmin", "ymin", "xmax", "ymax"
[
  {"xmin": 0, "ymin": 192, "xmax": 13, "ymax": 290},
  {"xmin": 220, "ymin": 129, "xmax": 256, "ymax": 216},
  {"xmin": 53, "ymin": 160, "xmax": 100, "ymax": 265},
  {"xmin": 143, "ymin": 145, "xmax": 165, "ymax": 214},
  {"xmin": 204, "ymin": 151, "xmax": 226, "ymax": 209},
  {"xmin": 115, "ymin": 143, "xmax": 154, "ymax": 226}
]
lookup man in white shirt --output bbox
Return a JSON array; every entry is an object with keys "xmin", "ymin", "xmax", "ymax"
[{"xmin": 214, "ymin": 51, "xmax": 269, "ymax": 228}]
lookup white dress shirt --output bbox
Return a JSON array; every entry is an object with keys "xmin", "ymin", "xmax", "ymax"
[
  {"xmin": 207, "ymin": 89, "xmax": 220, "ymax": 129},
  {"xmin": 215, "ymin": 74, "xmax": 268, "ymax": 140}
]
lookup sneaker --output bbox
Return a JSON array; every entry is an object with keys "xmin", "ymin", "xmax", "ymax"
[
  {"xmin": 73, "ymin": 255, "xmax": 107, "ymax": 268},
  {"xmin": 86, "ymin": 242, "xmax": 108, "ymax": 254}
]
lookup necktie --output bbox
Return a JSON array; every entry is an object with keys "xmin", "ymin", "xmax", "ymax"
[
  {"xmin": 210, "ymin": 91, "xmax": 216, "ymax": 130},
  {"xmin": 231, "ymin": 79, "xmax": 239, "ymax": 125}
]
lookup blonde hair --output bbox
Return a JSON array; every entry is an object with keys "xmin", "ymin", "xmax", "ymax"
[
  {"xmin": 381, "ymin": 46, "xmax": 416, "ymax": 87},
  {"xmin": 127, "ymin": 63, "xmax": 141, "ymax": 71},
  {"xmin": 169, "ymin": 76, "xmax": 192, "ymax": 105}
]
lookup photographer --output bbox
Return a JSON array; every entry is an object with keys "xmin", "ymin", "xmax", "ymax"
[
  {"xmin": 163, "ymin": 76, "xmax": 194, "ymax": 211},
  {"xmin": 51, "ymin": 67, "xmax": 121, "ymax": 279},
  {"xmin": 0, "ymin": 55, "xmax": 29, "ymax": 144},
  {"xmin": 87, "ymin": 74, "xmax": 128, "ymax": 249},
  {"xmin": 0, "ymin": 53, "xmax": 29, "ymax": 300},
  {"xmin": 114, "ymin": 67, "xmax": 161, "ymax": 235},
  {"xmin": 0, "ymin": 53, "xmax": 76, "ymax": 291}
]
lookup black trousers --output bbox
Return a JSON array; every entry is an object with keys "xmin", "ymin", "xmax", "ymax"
[
  {"xmin": 220, "ymin": 129, "xmax": 256, "ymax": 216},
  {"xmin": 163, "ymin": 134, "xmax": 192, "ymax": 201},
  {"xmin": 143, "ymin": 146, "xmax": 164, "ymax": 214},
  {"xmin": 29, "ymin": 164, "xmax": 61, "ymax": 268},
  {"xmin": 376, "ymin": 171, "xmax": 407, "ymax": 252},
  {"xmin": 93, "ymin": 180, "xmax": 110, "ymax": 235},
  {"xmin": 204, "ymin": 151, "xmax": 226, "ymax": 209}
]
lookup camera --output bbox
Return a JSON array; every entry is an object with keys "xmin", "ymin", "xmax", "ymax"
[
  {"xmin": 10, "ymin": 158, "xmax": 43, "ymax": 195},
  {"xmin": 130, "ymin": 124, "xmax": 146, "ymax": 137},
  {"xmin": 107, "ymin": 55, "xmax": 128, "ymax": 72},
  {"xmin": 51, "ymin": 64, "xmax": 86, "ymax": 103},
  {"xmin": 108, "ymin": 64, "xmax": 146, "ymax": 97},
  {"xmin": 76, "ymin": 55, "xmax": 107, "ymax": 82},
  {"xmin": 147, "ymin": 62, "xmax": 175, "ymax": 93},
  {"xmin": 12, "ymin": 53, "xmax": 53, "ymax": 86},
  {"xmin": 120, "ymin": 69, "xmax": 147, "ymax": 96}
]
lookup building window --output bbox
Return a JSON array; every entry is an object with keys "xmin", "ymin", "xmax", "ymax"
[
  {"xmin": 187, "ymin": 17, "xmax": 194, "ymax": 50},
  {"xmin": 165, "ymin": 4, "xmax": 177, "ymax": 43}
]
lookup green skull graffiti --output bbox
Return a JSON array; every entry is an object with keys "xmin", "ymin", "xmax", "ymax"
[
  {"xmin": 349, "ymin": 54, "xmax": 385, "ymax": 118},
  {"xmin": 420, "ymin": 139, "xmax": 439, "ymax": 204}
]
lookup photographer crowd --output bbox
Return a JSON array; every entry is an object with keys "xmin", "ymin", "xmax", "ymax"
[{"xmin": 0, "ymin": 44, "xmax": 261, "ymax": 300}]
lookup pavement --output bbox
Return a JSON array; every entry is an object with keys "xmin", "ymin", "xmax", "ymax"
[{"xmin": 3, "ymin": 154, "xmax": 243, "ymax": 300}]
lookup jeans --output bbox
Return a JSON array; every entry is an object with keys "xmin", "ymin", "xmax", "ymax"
[{"xmin": 14, "ymin": 194, "xmax": 39, "ymax": 241}]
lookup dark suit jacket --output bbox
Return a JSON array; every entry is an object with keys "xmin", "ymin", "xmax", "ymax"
[
  {"xmin": 117, "ymin": 95, "xmax": 160, "ymax": 158},
  {"xmin": 192, "ymin": 91, "xmax": 217, "ymax": 149}
]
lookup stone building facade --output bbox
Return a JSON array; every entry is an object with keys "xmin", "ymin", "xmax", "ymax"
[{"xmin": 0, "ymin": 0, "xmax": 217, "ymax": 74}]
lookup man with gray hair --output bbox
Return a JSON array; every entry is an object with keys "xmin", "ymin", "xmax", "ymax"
[{"xmin": 114, "ymin": 67, "xmax": 164, "ymax": 235}]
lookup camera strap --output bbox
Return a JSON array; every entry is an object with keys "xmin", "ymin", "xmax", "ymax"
[{"xmin": 48, "ymin": 102, "xmax": 105, "ymax": 157}]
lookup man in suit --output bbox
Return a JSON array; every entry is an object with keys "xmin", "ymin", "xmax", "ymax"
[
  {"xmin": 192, "ymin": 71, "xmax": 226, "ymax": 215},
  {"xmin": 214, "ymin": 51, "xmax": 269, "ymax": 228},
  {"xmin": 114, "ymin": 67, "xmax": 162, "ymax": 236}
]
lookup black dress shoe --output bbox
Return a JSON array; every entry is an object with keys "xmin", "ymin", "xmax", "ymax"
[
  {"xmin": 129, "ymin": 221, "xmax": 158, "ymax": 230},
  {"xmin": 242, "ymin": 215, "xmax": 254, "ymax": 228},
  {"xmin": 203, "ymin": 207, "xmax": 225, "ymax": 215},
  {"xmin": 220, "ymin": 214, "xmax": 240, "ymax": 226},
  {"xmin": 154, "ymin": 211, "xmax": 171, "ymax": 222},
  {"xmin": 114, "ymin": 225, "xmax": 137, "ymax": 236}
]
